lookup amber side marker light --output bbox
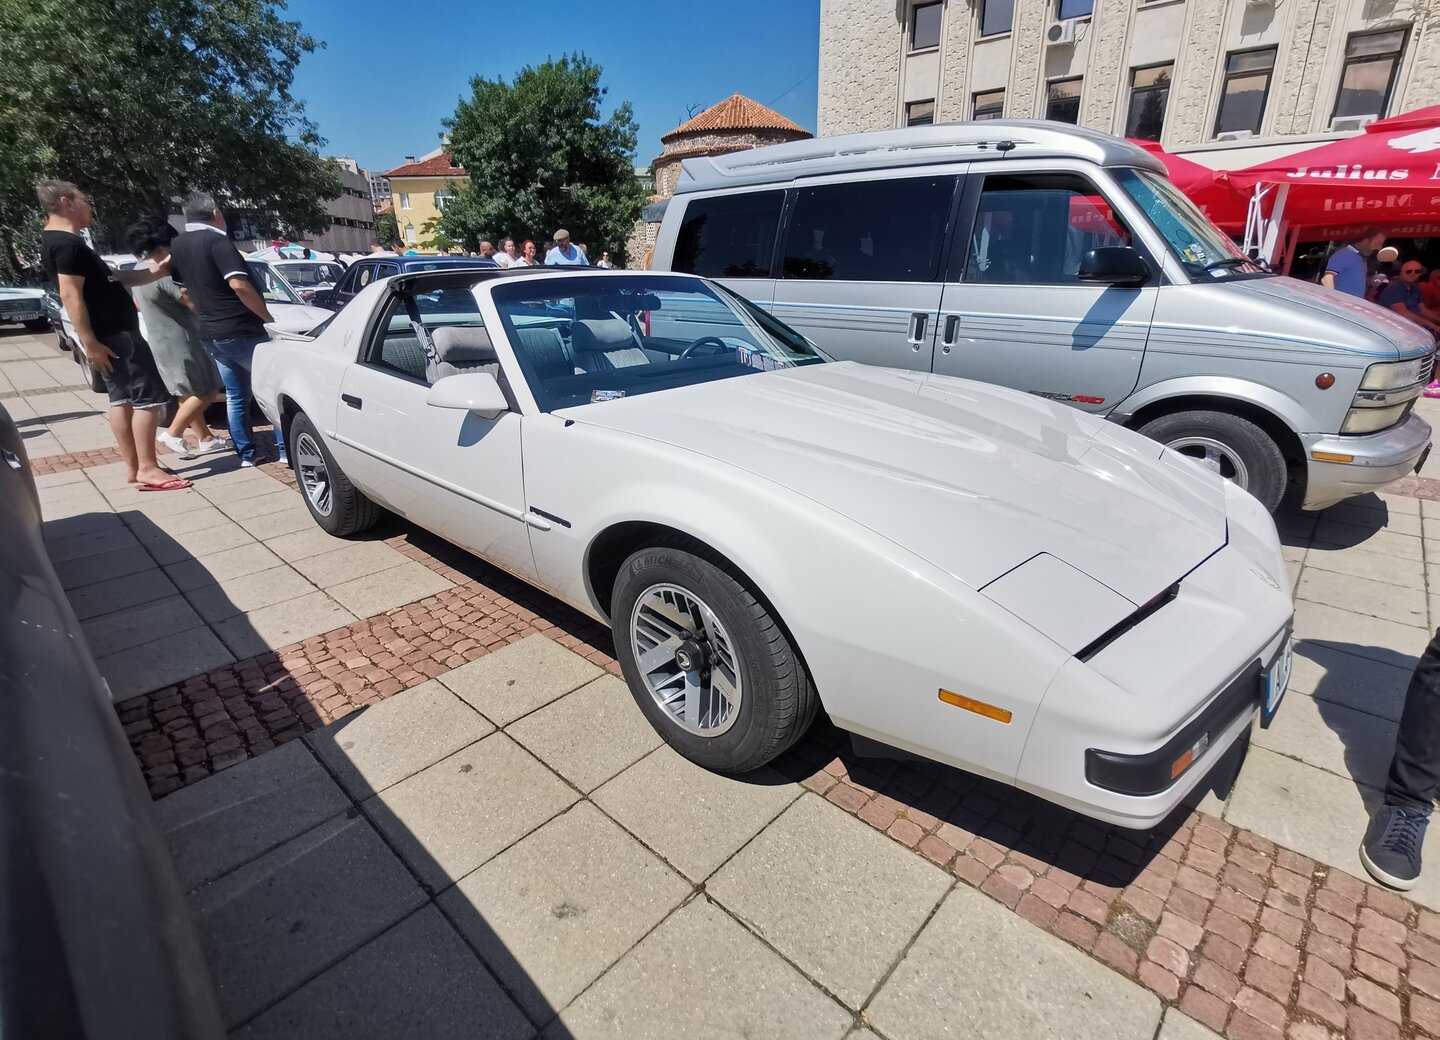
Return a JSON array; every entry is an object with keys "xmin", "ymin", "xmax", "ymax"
[
  {"xmin": 938, "ymin": 689, "xmax": 1012, "ymax": 724},
  {"xmin": 1310, "ymin": 451, "xmax": 1355, "ymax": 464},
  {"xmin": 1315, "ymin": 373, "xmax": 1336, "ymax": 389}
]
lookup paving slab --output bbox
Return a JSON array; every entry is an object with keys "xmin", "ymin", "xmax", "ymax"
[
  {"xmin": 163, "ymin": 542, "xmax": 287, "ymax": 592},
  {"xmin": 592, "ymin": 745, "xmax": 801, "ymax": 881},
  {"xmin": 1251, "ymin": 689, "xmax": 1398, "ymax": 788},
  {"xmin": 101, "ymin": 486, "xmax": 213, "ymax": 519},
  {"xmin": 1294, "ymin": 567, "xmax": 1427, "ymax": 627},
  {"xmin": 707, "ymin": 794, "xmax": 951, "ymax": 1008},
  {"xmin": 155, "ymin": 740, "xmax": 351, "ymax": 890},
  {"xmin": 364, "ymin": 733, "xmax": 577, "ymax": 892},
  {"xmin": 1311, "ymin": 523, "xmax": 1423, "ymax": 560},
  {"xmin": 507, "ymin": 676, "xmax": 661, "ymax": 793},
  {"xmin": 307, "ymin": 680, "xmax": 494, "ymax": 799},
  {"xmin": 136, "ymin": 518, "xmax": 257, "ymax": 566},
  {"xmin": 233, "ymin": 905, "xmax": 532, "ymax": 1040},
  {"xmin": 33, "ymin": 468, "xmax": 89, "ymax": 488},
  {"xmin": 184, "ymin": 565, "xmax": 319, "ymax": 620},
  {"xmin": 290, "ymin": 541, "xmax": 412, "ymax": 588},
  {"xmin": 95, "ymin": 626, "xmax": 235, "ymax": 701},
  {"xmin": 66, "ymin": 566, "xmax": 179, "ymax": 621},
  {"xmin": 868, "ymin": 884, "xmax": 1161, "ymax": 1040},
  {"xmin": 1302, "ymin": 542, "xmax": 1427, "ymax": 591},
  {"xmin": 264, "ymin": 524, "xmax": 360, "ymax": 562},
  {"xmin": 216, "ymin": 489, "xmax": 305, "ymax": 522},
  {"xmin": 437, "ymin": 633, "xmax": 603, "ymax": 726},
  {"xmin": 80, "ymin": 594, "xmax": 208, "ymax": 658},
  {"xmin": 1290, "ymin": 640, "xmax": 1414, "ymax": 723},
  {"xmin": 1158, "ymin": 1008, "xmax": 1224, "ymax": 1040},
  {"xmin": 43, "ymin": 510, "xmax": 125, "ymax": 540},
  {"xmin": 1292, "ymin": 600, "xmax": 1430, "ymax": 667},
  {"xmin": 188, "ymin": 813, "xmax": 426, "ymax": 1029},
  {"xmin": 325, "ymin": 561, "xmax": 453, "ymax": 618},
  {"xmin": 124, "ymin": 503, "xmax": 234, "ymax": 538},
  {"xmin": 1223, "ymin": 746, "xmax": 1440, "ymax": 911},
  {"xmin": 234, "ymin": 504, "xmax": 316, "ymax": 540},
  {"xmin": 53, "ymin": 544, "xmax": 158, "ymax": 590},
  {"xmin": 547, "ymin": 897, "xmax": 851, "ymax": 1040},
  {"xmin": 192, "ymin": 471, "xmax": 289, "ymax": 504},
  {"xmin": 439, "ymin": 802, "xmax": 689, "ymax": 1023},
  {"xmin": 211, "ymin": 591, "xmax": 356, "ymax": 658}
]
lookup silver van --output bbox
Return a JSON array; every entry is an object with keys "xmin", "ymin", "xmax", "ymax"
[{"xmin": 650, "ymin": 121, "xmax": 1433, "ymax": 512}]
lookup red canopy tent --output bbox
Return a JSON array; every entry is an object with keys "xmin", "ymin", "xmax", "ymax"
[{"xmin": 1226, "ymin": 107, "xmax": 1440, "ymax": 257}]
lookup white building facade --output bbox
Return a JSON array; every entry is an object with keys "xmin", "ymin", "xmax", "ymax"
[{"xmin": 818, "ymin": 0, "xmax": 1440, "ymax": 166}]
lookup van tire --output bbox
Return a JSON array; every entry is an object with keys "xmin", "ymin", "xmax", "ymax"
[{"xmin": 1139, "ymin": 409, "xmax": 1287, "ymax": 511}]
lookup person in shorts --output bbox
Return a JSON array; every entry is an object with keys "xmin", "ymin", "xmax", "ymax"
[{"xmin": 37, "ymin": 180, "xmax": 190, "ymax": 491}]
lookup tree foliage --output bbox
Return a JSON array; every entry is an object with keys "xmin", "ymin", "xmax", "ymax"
[
  {"xmin": 0, "ymin": 0, "xmax": 340, "ymax": 268},
  {"xmin": 439, "ymin": 54, "xmax": 647, "ymax": 263},
  {"xmin": 373, "ymin": 210, "xmax": 398, "ymax": 246}
]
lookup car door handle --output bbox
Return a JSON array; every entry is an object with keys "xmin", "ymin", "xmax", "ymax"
[
  {"xmin": 941, "ymin": 314, "xmax": 960, "ymax": 354},
  {"xmin": 907, "ymin": 312, "xmax": 928, "ymax": 351},
  {"xmin": 341, "ymin": 394, "xmax": 362, "ymax": 410}
]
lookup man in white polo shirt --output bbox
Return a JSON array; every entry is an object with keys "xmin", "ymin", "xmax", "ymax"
[{"xmin": 544, "ymin": 229, "xmax": 588, "ymax": 267}]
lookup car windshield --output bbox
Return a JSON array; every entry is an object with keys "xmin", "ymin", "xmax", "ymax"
[
  {"xmin": 490, "ymin": 274, "xmax": 826, "ymax": 412},
  {"xmin": 277, "ymin": 262, "xmax": 343, "ymax": 286},
  {"xmin": 1113, "ymin": 168, "xmax": 1266, "ymax": 281},
  {"xmin": 245, "ymin": 261, "xmax": 303, "ymax": 305}
]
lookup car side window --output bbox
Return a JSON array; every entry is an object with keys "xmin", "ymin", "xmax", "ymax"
[
  {"xmin": 672, "ymin": 191, "xmax": 784, "ymax": 279},
  {"xmin": 362, "ymin": 288, "xmax": 486, "ymax": 384},
  {"xmin": 780, "ymin": 176, "xmax": 956, "ymax": 282},
  {"xmin": 963, "ymin": 173, "xmax": 1133, "ymax": 286},
  {"xmin": 353, "ymin": 264, "xmax": 378, "ymax": 291}
]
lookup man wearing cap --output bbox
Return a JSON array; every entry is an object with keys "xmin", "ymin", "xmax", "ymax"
[{"xmin": 545, "ymin": 229, "xmax": 588, "ymax": 267}]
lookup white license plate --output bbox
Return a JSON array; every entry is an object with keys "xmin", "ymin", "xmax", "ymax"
[
  {"xmin": 9, "ymin": 311, "xmax": 40, "ymax": 321},
  {"xmin": 1262, "ymin": 640, "xmax": 1292, "ymax": 727}
]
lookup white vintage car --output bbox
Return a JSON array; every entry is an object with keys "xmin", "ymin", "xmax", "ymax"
[{"xmin": 252, "ymin": 268, "xmax": 1294, "ymax": 828}]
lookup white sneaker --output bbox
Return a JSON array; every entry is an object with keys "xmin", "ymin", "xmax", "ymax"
[
  {"xmin": 156, "ymin": 431, "xmax": 193, "ymax": 457},
  {"xmin": 193, "ymin": 437, "xmax": 230, "ymax": 455},
  {"xmin": 239, "ymin": 459, "xmax": 257, "ymax": 468}
]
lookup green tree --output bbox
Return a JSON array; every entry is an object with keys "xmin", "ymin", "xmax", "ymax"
[
  {"xmin": 373, "ymin": 211, "xmax": 398, "ymax": 247},
  {"xmin": 419, "ymin": 214, "xmax": 459, "ymax": 254},
  {"xmin": 0, "ymin": 0, "xmax": 340, "ymax": 268},
  {"xmin": 439, "ymin": 54, "xmax": 647, "ymax": 263}
]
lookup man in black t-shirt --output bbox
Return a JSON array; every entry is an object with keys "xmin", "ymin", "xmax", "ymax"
[
  {"xmin": 37, "ymin": 180, "xmax": 191, "ymax": 491},
  {"xmin": 170, "ymin": 193, "xmax": 279, "ymax": 466}
]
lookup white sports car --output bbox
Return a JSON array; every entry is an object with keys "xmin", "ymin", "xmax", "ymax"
[{"xmin": 252, "ymin": 268, "xmax": 1294, "ymax": 829}]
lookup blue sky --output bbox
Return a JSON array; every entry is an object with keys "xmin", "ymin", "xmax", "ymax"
[{"xmin": 287, "ymin": 0, "xmax": 821, "ymax": 175}]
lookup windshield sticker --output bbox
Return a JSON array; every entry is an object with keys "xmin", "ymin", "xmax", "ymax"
[
  {"xmin": 591, "ymin": 390, "xmax": 626, "ymax": 403},
  {"xmin": 1181, "ymin": 243, "xmax": 1211, "ymax": 264},
  {"xmin": 736, "ymin": 345, "xmax": 782, "ymax": 373}
]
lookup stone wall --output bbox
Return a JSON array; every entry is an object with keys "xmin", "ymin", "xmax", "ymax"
[
  {"xmin": 1006, "ymin": 0, "xmax": 1051, "ymax": 120},
  {"xmin": 1080, "ymin": 0, "xmax": 1136, "ymax": 130},
  {"xmin": 936, "ymin": 0, "xmax": 974, "ymax": 121},
  {"xmin": 818, "ymin": 0, "xmax": 903, "ymax": 134},
  {"xmin": 1164, "ymin": 0, "xmax": 1229, "ymax": 144}
]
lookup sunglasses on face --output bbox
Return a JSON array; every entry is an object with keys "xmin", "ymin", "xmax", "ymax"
[{"xmin": 1404, "ymin": 268, "xmax": 1424, "ymax": 275}]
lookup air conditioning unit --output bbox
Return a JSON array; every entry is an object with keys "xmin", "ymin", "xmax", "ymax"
[
  {"xmin": 1046, "ymin": 18, "xmax": 1078, "ymax": 45},
  {"xmin": 1216, "ymin": 129, "xmax": 1254, "ymax": 141},
  {"xmin": 1330, "ymin": 114, "xmax": 1377, "ymax": 132},
  {"xmin": 1245, "ymin": 0, "xmax": 1278, "ymax": 9}
]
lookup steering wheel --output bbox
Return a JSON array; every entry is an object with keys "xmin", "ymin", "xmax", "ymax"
[{"xmin": 677, "ymin": 335, "xmax": 730, "ymax": 361}]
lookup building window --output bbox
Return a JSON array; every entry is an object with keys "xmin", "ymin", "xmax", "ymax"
[
  {"xmin": 1333, "ymin": 29, "xmax": 1408, "ymax": 122},
  {"xmin": 404, "ymin": 224, "xmax": 416, "ymax": 243},
  {"xmin": 1213, "ymin": 47, "xmax": 1276, "ymax": 137},
  {"xmin": 973, "ymin": 89, "xmax": 1005, "ymax": 120},
  {"xmin": 399, "ymin": 192, "xmax": 411, "ymax": 210},
  {"xmin": 434, "ymin": 189, "xmax": 455, "ymax": 210},
  {"xmin": 906, "ymin": 99, "xmax": 936, "ymax": 126},
  {"xmin": 1058, "ymin": 0, "xmax": 1094, "ymax": 18},
  {"xmin": 910, "ymin": 1, "xmax": 943, "ymax": 50},
  {"xmin": 1046, "ymin": 78, "xmax": 1083, "ymax": 124},
  {"xmin": 1125, "ymin": 64, "xmax": 1173, "ymax": 141},
  {"xmin": 979, "ymin": 0, "xmax": 1014, "ymax": 36}
]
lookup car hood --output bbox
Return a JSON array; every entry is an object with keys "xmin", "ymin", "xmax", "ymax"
[
  {"xmin": 265, "ymin": 302, "xmax": 331, "ymax": 336},
  {"xmin": 1226, "ymin": 276, "xmax": 1435, "ymax": 358},
  {"xmin": 0, "ymin": 287, "xmax": 46, "ymax": 301},
  {"xmin": 565, "ymin": 362, "xmax": 1227, "ymax": 605}
]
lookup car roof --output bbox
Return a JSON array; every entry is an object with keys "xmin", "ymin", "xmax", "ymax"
[
  {"xmin": 673, "ymin": 120, "xmax": 1165, "ymax": 194},
  {"xmin": 389, "ymin": 256, "xmax": 498, "ymax": 269},
  {"xmin": 387, "ymin": 266, "xmax": 692, "ymax": 293}
]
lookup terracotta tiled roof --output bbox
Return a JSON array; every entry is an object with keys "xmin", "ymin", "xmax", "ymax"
[
  {"xmin": 661, "ymin": 94, "xmax": 810, "ymax": 141},
  {"xmin": 653, "ymin": 143, "xmax": 758, "ymax": 165},
  {"xmin": 384, "ymin": 151, "xmax": 467, "ymax": 178},
  {"xmin": 376, "ymin": 202, "xmax": 394, "ymax": 216}
]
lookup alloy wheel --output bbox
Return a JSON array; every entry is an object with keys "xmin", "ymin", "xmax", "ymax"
[
  {"xmin": 294, "ymin": 431, "xmax": 333, "ymax": 516},
  {"xmin": 629, "ymin": 583, "xmax": 743, "ymax": 737},
  {"xmin": 1166, "ymin": 435, "xmax": 1250, "ymax": 488}
]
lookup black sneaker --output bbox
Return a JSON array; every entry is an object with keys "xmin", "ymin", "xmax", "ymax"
[{"xmin": 1360, "ymin": 805, "xmax": 1429, "ymax": 890}]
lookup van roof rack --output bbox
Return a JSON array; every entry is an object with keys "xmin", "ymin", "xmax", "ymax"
[{"xmin": 673, "ymin": 120, "xmax": 1162, "ymax": 194}]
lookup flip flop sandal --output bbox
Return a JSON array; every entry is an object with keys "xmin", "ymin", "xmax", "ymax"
[{"xmin": 137, "ymin": 478, "xmax": 194, "ymax": 492}]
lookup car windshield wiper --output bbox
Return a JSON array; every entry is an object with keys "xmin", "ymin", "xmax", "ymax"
[{"xmin": 1201, "ymin": 256, "xmax": 1259, "ymax": 273}]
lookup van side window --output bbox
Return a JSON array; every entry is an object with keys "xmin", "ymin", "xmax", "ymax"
[
  {"xmin": 782, "ymin": 177, "xmax": 955, "ymax": 282},
  {"xmin": 673, "ymin": 191, "xmax": 784, "ymax": 278},
  {"xmin": 964, "ymin": 174, "xmax": 1131, "ymax": 286}
]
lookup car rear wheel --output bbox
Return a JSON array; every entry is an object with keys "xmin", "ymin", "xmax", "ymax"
[
  {"xmin": 611, "ymin": 539, "xmax": 818, "ymax": 773},
  {"xmin": 24, "ymin": 318, "xmax": 48, "ymax": 331},
  {"xmin": 1139, "ymin": 409, "xmax": 1288, "ymax": 511},
  {"xmin": 289, "ymin": 412, "xmax": 379, "ymax": 537}
]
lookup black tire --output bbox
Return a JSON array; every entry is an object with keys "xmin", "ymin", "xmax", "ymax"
[
  {"xmin": 24, "ymin": 318, "xmax": 48, "ymax": 331},
  {"xmin": 288, "ymin": 411, "xmax": 379, "ymax": 537},
  {"xmin": 1139, "ymin": 409, "xmax": 1288, "ymax": 511},
  {"xmin": 611, "ymin": 538, "xmax": 818, "ymax": 773}
]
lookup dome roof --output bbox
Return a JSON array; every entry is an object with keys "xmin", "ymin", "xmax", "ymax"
[{"xmin": 661, "ymin": 94, "xmax": 810, "ymax": 142}]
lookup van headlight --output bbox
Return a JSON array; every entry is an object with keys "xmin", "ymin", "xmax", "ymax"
[
  {"xmin": 1360, "ymin": 358, "xmax": 1429, "ymax": 391},
  {"xmin": 1343, "ymin": 358, "xmax": 1430, "ymax": 433},
  {"xmin": 1342, "ymin": 403, "xmax": 1412, "ymax": 434}
]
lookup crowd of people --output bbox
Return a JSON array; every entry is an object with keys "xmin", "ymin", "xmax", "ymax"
[{"xmin": 372, "ymin": 228, "xmax": 617, "ymax": 269}]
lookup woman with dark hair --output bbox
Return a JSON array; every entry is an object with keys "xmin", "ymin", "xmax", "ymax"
[
  {"xmin": 515, "ymin": 239, "xmax": 538, "ymax": 267},
  {"xmin": 127, "ymin": 219, "xmax": 227, "ymax": 456}
]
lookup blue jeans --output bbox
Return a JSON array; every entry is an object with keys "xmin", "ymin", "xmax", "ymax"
[{"xmin": 203, "ymin": 336, "xmax": 284, "ymax": 462}]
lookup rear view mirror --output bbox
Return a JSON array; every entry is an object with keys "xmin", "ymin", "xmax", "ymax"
[
  {"xmin": 425, "ymin": 371, "xmax": 509, "ymax": 419},
  {"xmin": 1078, "ymin": 247, "xmax": 1150, "ymax": 287}
]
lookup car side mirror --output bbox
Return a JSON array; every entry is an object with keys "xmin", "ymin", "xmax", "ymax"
[
  {"xmin": 1078, "ymin": 246, "xmax": 1151, "ymax": 287},
  {"xmin": 425, "ymin": 371, "xmax": 509, "ymax": 419}
]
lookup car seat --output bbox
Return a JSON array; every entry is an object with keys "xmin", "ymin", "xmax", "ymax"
[
  {"xmin": 425, "ymin": 326, "xmax": 500, "ymax": 383},
  {"xmin": 511, "ymin": 325, "xmax": 576, "ymax": 383},
  {"xmin": 571, "ymin": 317, "xmax": 651, "ymax": 372}
]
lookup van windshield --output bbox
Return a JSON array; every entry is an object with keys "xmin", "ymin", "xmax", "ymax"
[{"xmin": 1114, "ymin": 169, "xmax": 1267, "ymax": 281}]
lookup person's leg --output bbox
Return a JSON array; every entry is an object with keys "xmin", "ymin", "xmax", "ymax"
[
  {"xmin": 207, "ymin": 339, "xmax": 255, "ymax": 461},
  {"xmin": 233, "ymin": 336, "xmax": 283, "ymax": 462},
  {"xmin": 187, "ymin": 390, "xmax": 224, "ymax": 444},
  {"xmin": 108, "ymin": 403, "xmax": 138, "ymax": 481},
  {"xmin": 166, "ymin": 395, "xmax": 209, "ymax": 441},
  {"xmin": 130, "ymin": 406, "xmax": 172, "ymax": 485}
]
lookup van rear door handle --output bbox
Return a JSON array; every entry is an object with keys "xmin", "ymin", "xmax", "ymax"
[
  {"xmin": 341, "ymin": 394, "xmax": 362, "ymax": 410},
  {"xmin": 907, "ymin": 312, "xmax": 928, "ymax": 351},
  {"xmin": 941, "ymin": 314, "xmax": 960, "ymax": 353}
]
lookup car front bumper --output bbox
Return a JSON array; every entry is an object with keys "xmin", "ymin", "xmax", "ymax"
[{"xmin": 1302, "ymin": 412, "xmax": 1432, "ymax": 511}]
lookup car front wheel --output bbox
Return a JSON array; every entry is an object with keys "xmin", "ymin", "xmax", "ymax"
[
  {"xmin": 611, "ymin": 539, "xmax": 818, "ymax": 773},
  {"xmin": 1139, "ymin": 409, "xmax": 1288, "ymax": 511},
  {"xmin": 288, "ymin": 411, "xmax": 379, "ymax": 536}
]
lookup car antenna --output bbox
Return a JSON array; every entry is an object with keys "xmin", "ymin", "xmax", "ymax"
[{"xmin": 996, "ymin": 140, "xmax": 1017, "ymax": 154}]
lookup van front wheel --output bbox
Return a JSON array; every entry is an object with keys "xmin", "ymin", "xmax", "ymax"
[{"xmin": 1139, "ymin": 410, "xmax": 1287, "ymax": 511}]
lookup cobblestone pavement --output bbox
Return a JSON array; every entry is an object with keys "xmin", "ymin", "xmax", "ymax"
[{"xmin": 12, "ymin": 323, "xmax": 1440, "ymax": 1039}]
